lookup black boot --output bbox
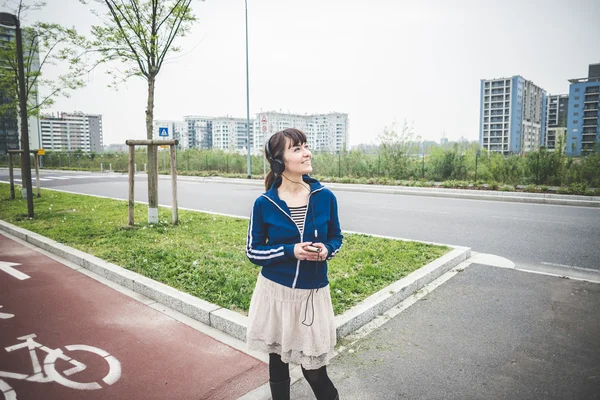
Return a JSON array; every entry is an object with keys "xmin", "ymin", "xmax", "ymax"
[
  {"xmin": 312, "ymin": 387, "xmax": 339, "ymax": 400},
  {"xmin": 269, "ymin": 378, "xmax": 290, "ymax": 400}
]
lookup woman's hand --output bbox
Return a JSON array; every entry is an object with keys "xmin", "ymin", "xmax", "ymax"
[
  {"xmin": 294, "ymin": 242, "xmax": 328, "ymax": 261},
  {"xmin": 308, "ymin": 243, "xmax": 328, "ymax": 260}
]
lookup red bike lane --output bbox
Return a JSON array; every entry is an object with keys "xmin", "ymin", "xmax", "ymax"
[{"xmin": 0, "ymin": 233, "xmax": 268, "ymax": 400}]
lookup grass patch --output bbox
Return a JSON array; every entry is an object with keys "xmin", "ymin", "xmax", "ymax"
[{"xmin": 0, "ymin": 183, "xmax": 449, "ymax": 315}]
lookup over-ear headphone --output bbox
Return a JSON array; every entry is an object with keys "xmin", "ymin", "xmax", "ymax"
[{"xmin": 265, "ymin": 135, "xmax": 285, "ymax": 174}]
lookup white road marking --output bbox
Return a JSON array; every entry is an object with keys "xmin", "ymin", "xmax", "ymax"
[
  {"xmin": 515, "ymin": 267, "xmax": 600, "ymax": 284},
  {"xmin": 0, "ymin": 306, "xmax": 14, "ymax": 319},
  {"xmin": 0, "ymin": 262, "xmax": 30, "ymax": 280},
  {"xmin": 1, "ymin": 334, "xmax": 121, "ymax": 391},
  {"xmin": 491, "ymin": 215, "xmax": 571, "ymax": 224},
  {"xmin": 540, "ymin": 262, "xmax": 598, "ymax": 273},
  {"xmin": 44, "ymin": 176, "xmax": 71, "ymax": 180}
]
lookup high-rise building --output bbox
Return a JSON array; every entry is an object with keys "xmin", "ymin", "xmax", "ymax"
[
  {"xmin": 479, "ymin": 76, "xmax": 547, "ymax": 154},
  {"xmin": 254, "ymin": 112, "xmax": 349, "ymax": 154},
  {"xmin": 0, "ymin": 25, "xmax": 42, "ymax": 154},
  {"xmin": 545, "ymin": 94, "xmax": 569, "ymax": 151},
  {"xmin": 211, "ymin": 117, "xmax": 254, "ymax": 153},
  {"xmin": 183, "ymin": 116, "xmax": 212, "ymax": 150},
  {"xmin": 40, "ymin": 112, "xmax": 103, "ymax": 152},
  {"xmin": 152, "ymin": 120, "xmax": 187, "ymax": 149},
  {"xmin": 566, "ymin": 63, "xmax": 600, "ymax": 156}
]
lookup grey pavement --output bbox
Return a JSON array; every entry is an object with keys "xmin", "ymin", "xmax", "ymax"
[{"xmin": 291, "ymin": 264, "xmax": 600, "ymax": 400}]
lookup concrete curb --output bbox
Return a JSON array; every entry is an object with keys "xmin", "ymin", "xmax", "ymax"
[
  {"xmin": 166, "ymin": 176, "xmax": 600, "ymax": 208},
  {"xmin": 0, "ymin": 219, "xmax": 469, "ymax": 342}
]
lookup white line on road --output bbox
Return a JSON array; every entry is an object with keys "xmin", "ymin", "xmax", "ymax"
[
  {"xmin": 0, "ymin": 261, "xmax": 30, "ymax": 280},
  {"xmin": 45, "ymin": 176, "xmax": 71, "ymax": 180},
  {"xmin": 491, "ymin": 215, "xmax": 571, "ymax": 224},
  {"xmin": 540, "ymin": 262, "xmax": 599, "ymax": 273}
]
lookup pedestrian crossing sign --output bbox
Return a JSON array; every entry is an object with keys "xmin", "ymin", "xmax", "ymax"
[{"xmin": 159, "ymin": 127, "xmax": 169, "ymax": 137}]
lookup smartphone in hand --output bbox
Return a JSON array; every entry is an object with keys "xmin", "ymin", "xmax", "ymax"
[{"xmin": 304, "ymin": 245, "xmax": 321, "ymax": 253}]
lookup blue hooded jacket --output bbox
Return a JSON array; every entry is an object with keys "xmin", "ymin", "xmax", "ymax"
[{"xmin": 246, "ymin": 175, "xmax": 343, "ymax": 289}]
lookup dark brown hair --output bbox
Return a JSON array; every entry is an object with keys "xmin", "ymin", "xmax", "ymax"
[{"xmin": 264, "ymin": 128, "xmax": 308, "ymax": 190}]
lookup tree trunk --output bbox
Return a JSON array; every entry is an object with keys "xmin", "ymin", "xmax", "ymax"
[{"xmin": 146, "ymin": 74, "xmax": 158, "ymax": 223}]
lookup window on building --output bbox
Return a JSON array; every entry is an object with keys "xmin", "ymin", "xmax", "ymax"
[
  {"xmin": 574, "ymin": 104, "xmax": 579, "ymax": 108},
  {"xmin": 575, "ymin": 88, "xmax": 580, "ymax": 92},
  {"xmin": 573, "ymin": 120, "xmax": 579, "ymax": 124}
]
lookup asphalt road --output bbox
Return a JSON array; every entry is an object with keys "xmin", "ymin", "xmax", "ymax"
[{"xmin": 2, "ymin": 169, "xmax": 599, "ymax": 273}]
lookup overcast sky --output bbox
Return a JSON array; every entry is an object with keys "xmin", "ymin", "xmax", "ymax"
[{"xmin": 21, "ymin": 0, "xmax": 600, "ymax": 146}]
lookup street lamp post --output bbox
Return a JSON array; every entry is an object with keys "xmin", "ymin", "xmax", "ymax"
[
  {"xmin": 245, "ymin": 0, "xmax": 251, "ymax": 179},
  {"xmin": 0, "ymin": 12, "xmax": 34, "ymax": 217}
]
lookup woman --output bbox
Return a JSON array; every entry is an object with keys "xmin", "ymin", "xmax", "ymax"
[{"xmin": 246, "ymin": 128, "xmax": 343, "ymax": 400}]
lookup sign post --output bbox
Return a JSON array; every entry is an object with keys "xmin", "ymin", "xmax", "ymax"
[{"xmin": 159, "ymin": 128, "xmax": 169, "ymax": 174}]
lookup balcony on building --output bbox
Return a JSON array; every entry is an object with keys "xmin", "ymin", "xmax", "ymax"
[
  {"xmin": 584, "ymin": 95, "xmax": 599, "ymax": 103},
  {"xmin": 585, "ymin": 86, "xmax": 600, "ymax": 94}
]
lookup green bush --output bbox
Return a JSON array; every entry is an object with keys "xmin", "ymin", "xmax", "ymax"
[
  {"xmin": 570, "ymin": 183, "xmax": 588, "ymax": 195},
  {"xmin": 488, "ymin": 181, "xmax": 500, "ymax": 190},
  {"xmin": 557, "ymin": 186, "xmax": 573, "ymax": 194},
  {"xmin": 524, "ymin": 184, "xmax": 540, "ymax": 193}
]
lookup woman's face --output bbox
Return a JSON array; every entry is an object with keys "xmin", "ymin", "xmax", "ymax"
[{"xmin": 282, "ymin": 138, "xmax": 312, "ymax": 175}]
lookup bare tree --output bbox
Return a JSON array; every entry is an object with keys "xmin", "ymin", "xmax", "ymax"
[{"xmin": 82, "ymin": 0, "xmax": 197, "ymax": 223}]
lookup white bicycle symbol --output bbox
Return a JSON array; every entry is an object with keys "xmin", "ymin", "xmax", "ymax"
[{"xmin": 0, "ymin": 333, "xmax": 121, "ymax": 400}]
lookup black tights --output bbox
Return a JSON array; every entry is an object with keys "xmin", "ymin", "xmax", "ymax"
[{"xmin": 269, "ymin": 353, "xmax": 338, "ymax": 400}]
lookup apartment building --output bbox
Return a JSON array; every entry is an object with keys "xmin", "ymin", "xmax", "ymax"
[
  {"xmin": 566, "ymin": 63, "xmax": 600, "ymax": 156},
  {"xmin": 545, "ymin": 94, "xmax": 569, "ymax": 150},
  {"xmin": 211, "ymin": 117, "xmax": 254, "ymax": 153},
  {"xmin": 254, "ymin": 111, "xmax": 349, "ymax": 154},
  {"xmin": 0, "ymin": 25, "xmax": 41, "ymax": 153},
  {"xmin": 40, "ymin": 112, "xmax": 103, "ymax": 152},
  {"xmin": 479, "ymin": 76, "xmax": 547, "ymax": 154},
  {"xmin": 183, "ymin": 116, "xmax": 213, "ymax": 150}
]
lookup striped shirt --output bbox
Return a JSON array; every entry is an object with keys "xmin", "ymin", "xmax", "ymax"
[{"xmin": 289, "ymin": 205, "xmax": 307, "ymax": 234}]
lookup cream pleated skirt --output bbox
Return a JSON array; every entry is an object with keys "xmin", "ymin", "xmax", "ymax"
[{"xmin": 246, "ymin": 273, "xmax": 337, "ymax": 370}]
